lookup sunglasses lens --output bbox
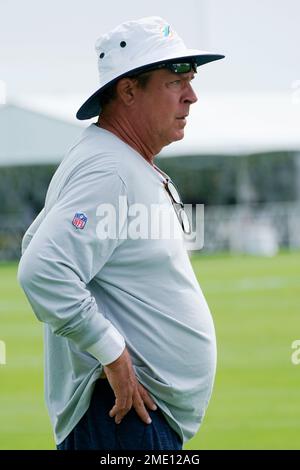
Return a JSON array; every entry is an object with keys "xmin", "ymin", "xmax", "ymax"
[
  {"xmin": 164, "ymin": 180, "xmax": 191, "ymax": 234},
  {"xmin": 167, "ymin": 182, "xmax": 181, "ymax": 203},
  {"xmin": 176, "ymin": 63, "xmax": 190, "ymax": 72},
  {"xmin": 179, "ymin": 209, "xmax": 191, "ymax": 234},
  {"xmin": 169, "ymin": 62, "xmax": 197, "ymax": 73},
  {"xmin": 172, "ymin": 63, "xmax": 190, "ymax": 73}
]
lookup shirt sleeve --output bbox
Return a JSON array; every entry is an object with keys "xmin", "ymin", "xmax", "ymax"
[
  {"xmin": 21, "ymin": 208, "xmax": 45, "ymax": 254},
  {"xmin": 17, "ymin": 164, "xmax": 127, "ymax": 365}
]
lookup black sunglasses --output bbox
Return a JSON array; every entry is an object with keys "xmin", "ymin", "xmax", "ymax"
[
  {"xmin": 159, "ymin": 62, "xmax": 197, "ymax": 74},
  {"xmin": 128, "ymin": 61, "xmax": 197, "ymax": 79},
  {"xmin": 164, "ymin": 178, "xmax": 191, "ymax": 235}
]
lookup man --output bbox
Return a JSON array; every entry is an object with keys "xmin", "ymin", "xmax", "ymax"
[{"xmin": 17, "ymin": 16, "xmax": 224, "ymax": 450}]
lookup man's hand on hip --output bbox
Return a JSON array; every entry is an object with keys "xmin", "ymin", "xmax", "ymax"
[{"xmin": 103, "ymin": 348, "xmax": 157, "ymax": 425}]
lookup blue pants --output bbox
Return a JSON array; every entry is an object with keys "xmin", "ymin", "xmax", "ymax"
[{"xmin": 57, "ymin": 378, "xmax": 182, "ymax": 450}]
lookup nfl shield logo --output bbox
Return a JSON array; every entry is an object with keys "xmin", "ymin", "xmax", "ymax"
[{"xmin": 72, "ymin": 212, "xmax": 87, "ymax": 229}]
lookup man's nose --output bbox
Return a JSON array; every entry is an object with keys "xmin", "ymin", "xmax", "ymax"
[{"xmin": 183, "ymin": 83, "xmax": 198, "ymax": 105}]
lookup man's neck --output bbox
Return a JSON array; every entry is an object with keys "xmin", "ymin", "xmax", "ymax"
[{"xmin": 96, "ymin": 117, "xmax": 161, "ymax": 166}]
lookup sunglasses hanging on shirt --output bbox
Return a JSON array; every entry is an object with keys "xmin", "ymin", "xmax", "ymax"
[{"xmin": 164, "ymin": 179, "xmax": 191, "ymax": 235}]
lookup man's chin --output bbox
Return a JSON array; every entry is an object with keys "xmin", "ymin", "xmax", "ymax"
[
  {"xmin": 163, "ymin": 130, "xmax": 185, "ymax": 148},
  {"xmin": 173, "ymin": 130, "xmax": 185, "ymax": 142}
]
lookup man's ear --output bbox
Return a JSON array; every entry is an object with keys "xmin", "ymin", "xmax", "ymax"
[{"xmin": 116, "ymin": 78, "xmax": 138, "ymax": 107}]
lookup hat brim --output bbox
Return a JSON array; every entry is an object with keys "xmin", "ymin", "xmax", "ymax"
[{"xmin": 76, "ymin": 52, "xmax": 225, "ymax": 120}]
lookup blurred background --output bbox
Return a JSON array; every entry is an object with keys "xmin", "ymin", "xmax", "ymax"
[{"xmin": 0, "ymin": 0, "xmax": 299, "ymax": 450}]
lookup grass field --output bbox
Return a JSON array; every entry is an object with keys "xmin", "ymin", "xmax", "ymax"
[{"xmin": 0, "ymin": 251, "xmax": 299, "ymax": 450}]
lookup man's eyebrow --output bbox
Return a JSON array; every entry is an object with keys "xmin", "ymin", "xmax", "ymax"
[
  {"xmin": 181, "ymin": 71, "xmax": 195, "ymax": 79},
  {"xmin": 182, "ymin": 74, "xmax": 195, "ymax": 81},
  {"xmin": 168, "ymin": 72, "xmax": 195, "ymax": 80},
  {"xmin": 164, "ymin": 70, "xmax": 196, "ymax": 83}
]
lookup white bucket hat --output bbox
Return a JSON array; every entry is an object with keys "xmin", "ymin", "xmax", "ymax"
[{"xmin": 76, "ymin": 16, "xmax": 225, "ymax": 120}]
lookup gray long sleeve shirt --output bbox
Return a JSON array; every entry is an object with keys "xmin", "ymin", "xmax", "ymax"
[{"xmin": 17, "ymin": 124, "xmax": 217, "ymax": 445}]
